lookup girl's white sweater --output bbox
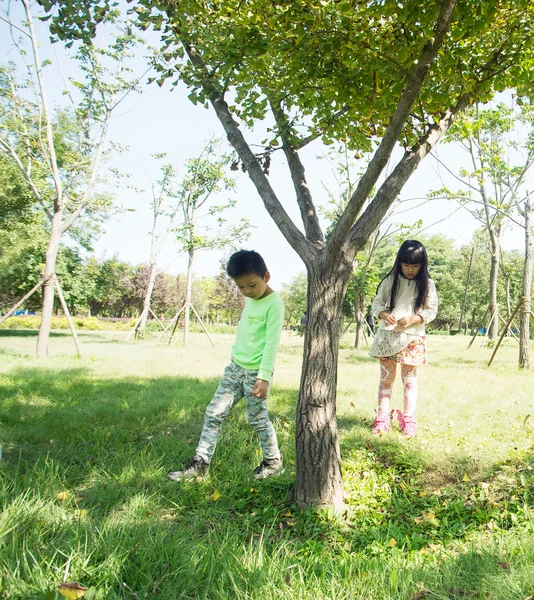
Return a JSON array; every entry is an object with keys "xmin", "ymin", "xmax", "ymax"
[{"xmin": 372, "ymin": 274, "xmax": 438, "ymax": 336}]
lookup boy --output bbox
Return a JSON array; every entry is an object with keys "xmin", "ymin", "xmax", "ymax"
[{"xmin": 168, "ymin": 250, "xmax": 285, "ymax": 481}]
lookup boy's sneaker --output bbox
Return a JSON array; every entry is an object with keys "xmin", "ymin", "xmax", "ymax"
[
  {"xmin": 252, "ymin": 458, "xmax": 284, "ymax": 480},
  {"xmin": 396, "ymin": 410, "xmax": 416, "ymax": 437},
  {"xmin": 372, "ymin": 410, "xmax": 394, "ymax": 436},
  {"xmin": 167, "ymin": 455, "xmax": 208, "ymax": 481}
]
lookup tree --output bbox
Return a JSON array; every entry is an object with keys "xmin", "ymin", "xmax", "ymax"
[
  {"xmin": 44, "ymin": 0, "xmax": 534, "ymax": 510},
  {"xmin": 0, "ymin": 0, "xmax": 142, "ymax": 356},
  {"xmin": 172, "ymin": 141, "xmax": 250, "ymax": 345},
  {"xmin": 518, "ymin": 194, "xmax": 534, "ymax": 367},
  {"xmin": 280, "ymin": 272, "xmax": 307, "ymax": 327},
  {"xmin": 430, "ymin": 101, "xmax": 534, "ymax": 339},
  {"xmin": 131, "ymin": 154, "xmax": 182, "ymax": 336}
]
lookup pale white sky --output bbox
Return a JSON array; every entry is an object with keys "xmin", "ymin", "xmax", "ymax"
[{"xmin": 1, "ymin": 4, "xmax": 529, "ymax": 290}]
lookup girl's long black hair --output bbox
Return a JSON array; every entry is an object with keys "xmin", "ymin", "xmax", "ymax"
[{"xmin": 382, "ymin": 240, "xmax": 430, "ymax": 312}]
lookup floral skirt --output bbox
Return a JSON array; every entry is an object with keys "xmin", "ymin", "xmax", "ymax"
[{"xmin": 369, "ymin": 330, "xmax": 427, "ymax": 365}]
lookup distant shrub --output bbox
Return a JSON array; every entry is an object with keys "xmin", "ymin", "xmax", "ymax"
[
  {"xmin": 0, "ymin": 315, "xmax": 236, "ymax": 334},
  {"xmin": 0, "ymin": 315, "xmax": 136, "ymax": 331}
]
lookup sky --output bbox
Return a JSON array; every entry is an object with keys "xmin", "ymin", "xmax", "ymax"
[{"xmin": 1, "ymin": 3, "xmax": 530, "ymax": 291}]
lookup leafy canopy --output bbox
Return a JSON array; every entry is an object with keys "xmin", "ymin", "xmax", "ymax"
[{"xmin": 42, "ymin": 0, "xmax": 534, "ymax": 155}]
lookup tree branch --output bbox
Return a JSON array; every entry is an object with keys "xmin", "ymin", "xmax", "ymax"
[
  {"xmin": 269, "ymin": 98, "xmax": 324, "ymax": 246},
  {"xmin": 0, "ymin": 138, "xmax": 54, "ymax": 221},
  {"xmin": 183, "ymin": 43, "xmax": 318, "ymax": 266},
  {"xmin": 327, "ymin": 0, "xmax": 458, "ymax": 263},
  {"xmin": 348, "ymin": 93, "xmax": 470, "ymax": 253},
  {"xmin": 21, "ymin": 0, "xmax": 63, "ymax": 213}
]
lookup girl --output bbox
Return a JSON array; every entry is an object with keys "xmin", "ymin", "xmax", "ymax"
[{"xmin": 368, "ymin": 240, "xmax": 438, "ymax": 437}]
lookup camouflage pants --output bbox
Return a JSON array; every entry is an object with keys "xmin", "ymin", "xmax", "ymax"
[{"xmin": 196, "ymin": 361, "xmax": 280, "ymax": 463}]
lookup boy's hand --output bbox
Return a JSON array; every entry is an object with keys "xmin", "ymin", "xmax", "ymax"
[{"xmin": 252, "ymin": 379, "xmax": 269, "ymax": 398}]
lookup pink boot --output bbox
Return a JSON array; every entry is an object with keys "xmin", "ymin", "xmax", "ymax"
[
  {"xmin": 396, "ymin": 410, "xmax": 416, "ymax": 437},
  {"xmin": 372, "ymin": 410, "xmax": 394, "ymax": 435}
]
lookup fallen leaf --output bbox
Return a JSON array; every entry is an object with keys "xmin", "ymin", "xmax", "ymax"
[
  {"xmin": 343, "ymin": 542, "xmax": 350, "ymax": 551},
  {"xmin": 496, "ymin": 561, "xmax": 511, "ymax": 571},
  {"xmin": 56, "ymin": 491, "xmax": 71, "ymax": 502},
  {"xmin": 57, "ymin": 582, "xmax": 88, "ymax": 599},
  {"xmin": 462, "ymin": 473, "xmax": 470, "ymax": 482},
  {"xmin": 211, "ymin": 489, "xmax": 221, "ymax": 501},
  {"xmin": 388, "ymin": 538, "xmax": 397, "ymax": 547},
  {"xmin": 281, "ymin": 510, "xmax": 292, "ymax": 517},
  {"xmin": 425, "ymin": 512, "xmax": 439, "ymax": 527},
  {"xmin": 73, "ymin": 509, "xmax": 88, "ymax": 520},
  {"xmin": 284, "ymin": 574, "xmax": 291, "ymax": 585}
]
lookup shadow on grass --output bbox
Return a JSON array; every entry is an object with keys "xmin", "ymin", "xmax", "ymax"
[
  {"xmin": 1, "ymin": 363, "xmax": 534, "ymax": 599},
  {"xmin": 0, "ymin": 329, "xmax": 71, "ymax": 338}
]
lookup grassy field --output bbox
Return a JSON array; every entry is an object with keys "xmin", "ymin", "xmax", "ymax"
[{"xmin": 1, "ymin": 329, "xmax": 534, "ymax": 599}]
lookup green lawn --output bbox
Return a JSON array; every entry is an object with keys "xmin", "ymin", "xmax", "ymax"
[{"xmin": 1, "ymin": 329, "xmax": 533, "ymax": 599}]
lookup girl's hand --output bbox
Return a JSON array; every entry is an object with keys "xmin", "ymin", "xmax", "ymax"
[
  {"xmin": 380, "ymin": 311, "xmax": 397, "ymax": 326},
  {"xmin": 252, "ymin": 379, "xmax": 268, "ymax": 398},
  {"xmin": 398, "ymin": 315, "xmax": 422, "ymax": 328}
]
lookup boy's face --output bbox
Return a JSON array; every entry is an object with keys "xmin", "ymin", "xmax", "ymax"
[{"xmin": 233, "ymin": 271, "xmax": 271, "ymax": 300}]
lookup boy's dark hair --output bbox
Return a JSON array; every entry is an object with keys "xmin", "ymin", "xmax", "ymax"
[
  {"xmin": 226, "ymin": 250, "xmax": 268, "ymax": 278},
  {"xmin": 382, "ymin": 239, "xmax": 430, "ymax": 312}
]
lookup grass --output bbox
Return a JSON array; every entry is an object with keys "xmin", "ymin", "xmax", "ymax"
[{"xmin": 0, "ymin": 329, "xmax": 534, "ymax": 599}]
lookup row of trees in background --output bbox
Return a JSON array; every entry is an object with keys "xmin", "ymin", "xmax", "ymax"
[
  {"xmin": 1, "ymin": 227, "xmax": 529, "ymax": 340},
  {"xmin": 283, "ymin": 232, "xmax": 531, "ymax": 339},
  {"xmin": 0, "ymin": 250, "xmax": 245, "ymax": 325}
]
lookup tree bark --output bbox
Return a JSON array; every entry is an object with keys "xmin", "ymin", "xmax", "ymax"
[
  {"xmin": 519, "ymin": 197, "xmax": 533, "ymax": 369},
  {"xmin": 458, "ymin": 246, "xmax": 474, "ymax": 333},
  {"xmin": 488, "ymin": 224, "xmax": 502, "ymax": 339},
  {"xmin": 138, "ymin": 261, "xmax": 158, "ymax": 333},
  {"xmin": 36, "ymin": 212, "xmax": 62, "ymax": 358},
  {"xmin": 183, "ymin": 247, "xmax": 194, "ymax": 346},
  {"xmin": 353, "ymin": 290, "xmax": 365, "ymax": 349},
  {"xmin": 295, "ymin": 261, "xmax": 351, "ymax": 511}
]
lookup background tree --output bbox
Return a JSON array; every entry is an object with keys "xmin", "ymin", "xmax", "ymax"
[
  {"xmin": 211, "ymin": 259, "xmax": 245, "ymax": 325},
  {"xmin": 172, "ymin": 141, "xmax": 250, "ymax": 345},
  {"xmin": 280, "ymin": 272, "xmax": 308, "ymax": 328},
  {"xmin": 42, "ymin": 0, "xmax": 534, "ymax": 510},
  {"xmin": 517, "ymin": 194, "xmax": 534, "ymax": 367},
  {"xmin": 0, "ymin": 0, "xmax": 142, "ymax": 356},
  {"xmin": 131, "ymin": 154, "xmax": 183, "ymax": 336},
  {"xmin": 430, "ymin": 101, "xmax": 534, "ymax": 338}
]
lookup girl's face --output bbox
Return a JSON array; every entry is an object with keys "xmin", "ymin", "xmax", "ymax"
[{"xmin": 400, "ymin": 262, "xmax": 422, "ymax": 280}]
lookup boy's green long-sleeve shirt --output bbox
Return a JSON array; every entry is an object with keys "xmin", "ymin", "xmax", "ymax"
[{"xmin": 231, "ymin": 291, "xmax": 285, "ymax": 381}]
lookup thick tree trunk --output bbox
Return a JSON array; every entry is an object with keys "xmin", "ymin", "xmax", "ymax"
[
  {"xmin": 488, "ymin": 225, "xmax": 502, "ymax": 339},
  {"xmin": 295, "ymin": 265, "xmax": 350, "ymax": 511},
  {"xmin": 138, "ymin": 261, "xmax": 158, "ymax": 333},
  {"xmin": 183, "ymin": 248, "xmax": 194, "ymax": 346},
  {"xmin": 519, "ymin": 199, "xmax": 533, "ymax": 369},
  {"xmin": 36, "ymin": 213, "xmax": 62, "ymax": 358}
]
